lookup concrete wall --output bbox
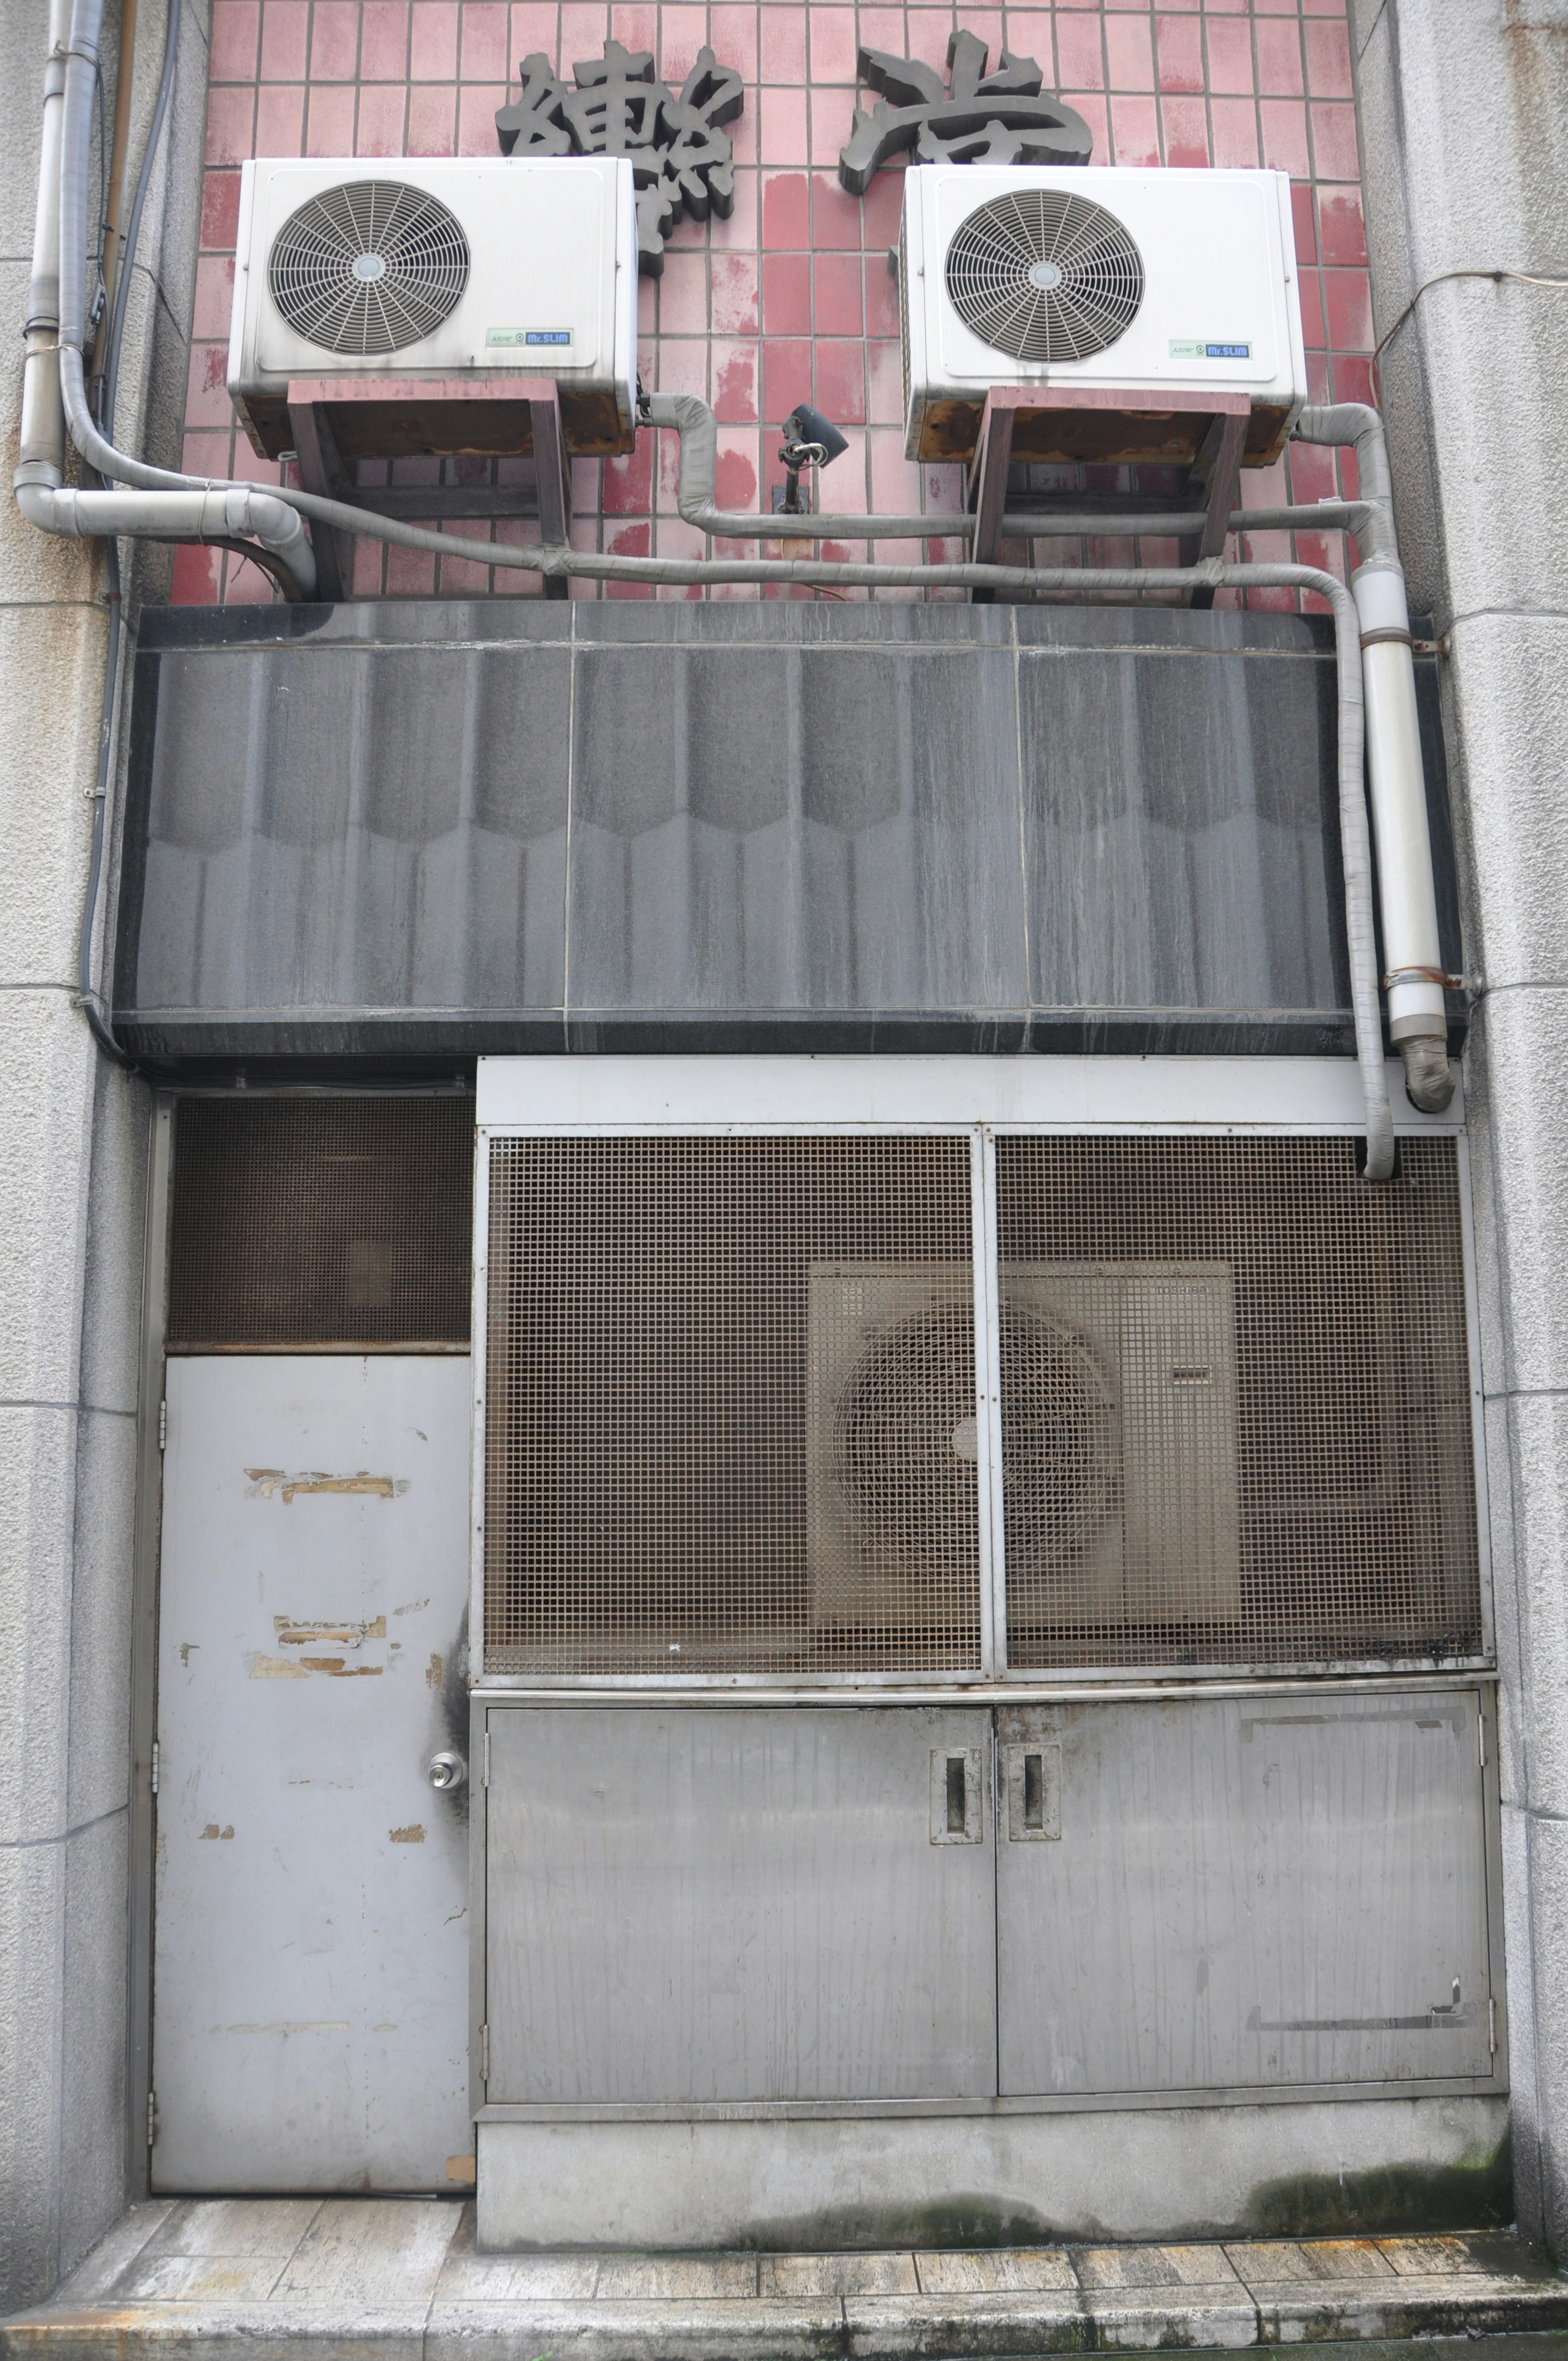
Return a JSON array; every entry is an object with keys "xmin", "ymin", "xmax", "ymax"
[
  {"xmin": 1352, "ymin": 0, "xmax": 1568, "ymax": 2259},
  {"xmin": 0, "ymin": 0, "xmax": 206, "ymax": 2310}
]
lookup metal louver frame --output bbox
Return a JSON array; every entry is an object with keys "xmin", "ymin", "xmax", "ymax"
[
  {"xmin": 471, "ymin": 1076, "xmax": 1488, "ymax": 1692},
  {"xmin": 267, "ymin": 179, "xmax": 471, "ymax": 356}
]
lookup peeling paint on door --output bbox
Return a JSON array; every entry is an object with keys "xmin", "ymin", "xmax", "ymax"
[{"xmin": 245, "ymin": 1467, "xmax": 410, "ymax": 1503}]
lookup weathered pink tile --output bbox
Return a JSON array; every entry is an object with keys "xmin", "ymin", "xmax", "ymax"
[
  {"xmin": 191, "ymin": 250, "xmax": 236, "ymax": 339},
  {"xmin": 1258, "ymin": 96, "xmax": 1309, "ymax": 176},
  {"xmin": 407, "ymin": 80, "xmax": 457, "ymax": 149},
  {"xmin": 1324, "ymin": 267, "xmax": 1372, "ymax": 350},
  {"xmin": 1290, "ymin": 178, "xmax": 1317, "ymax": 264},
  {"xmin": 711, "ymin": 168, "xmax": 759, "ymax": 248},
  {"xmin": 201, "ymin": 167, "xmax": 243, "ymax": 249},
  {"xmin": 1254, "ymin": 17, "xmax": 1303, "ymax": 95},
  {"xmin": 760, "ymin": 86, "xmax": 808, "ymax": 163},
  {"xmin": 905, "ymin": 11, "xmax": 956, "ymax": 74},
  {"xmin": 310, "ymin": 1, "xmax": 360, "ymax": 76},
  {"xmin": 1104, "ymin": 13, "xmax": 1154, "ymax": 88},
  {"xmin": 861, "ymin": 166, "xmax": 904, "ymax": 245},
  {"xmin": 356, "ymin": 82, "xmax": 409, "ymax": 150},
  {"xmin": 657, "ymin": 250, "xmax": 709, "ymax": 332},
  {"xmin": 760, "ymin": 7, "xmax": 807, "ymax": 80},
  {"xmin": 604, "ymin": 433, "xmax": 655, "ymax": 511},
  {"xmin": 609, "ymin": 7, "xmax": 657, "ymax": 58},
  {"xmin": 306, "ymin": 82, "xmax": 357, "ymax": 151},
  {"xmin": 655, "ymin": 335, "xmax": 707, "ymax": 393},
  {"xmin": 171, "ymin": 541, "xmax": 227, "ymax": 604},
  {"xmin": 810, "ymin": 96, "xmax": 852, "ymax": 168},
  {"xmin": 865, "ymin": 250, "xmax": 899, "ymax": 335},
  {"xmin": 255, "ymin": 82, "xmax": 305, "ymax": 151},
  {"xmin": 713, "ymin": 431, "xmax": 760, "ymax": 509},
  {"xmin": 868, "ymin": 426, "xmax": 921, "ymax": 510},
  {"xmin": 461, "ymin": 1, "xmax": 510, "ymax": 76},
  {"xmin": 712, "ymin": 249, "xmax": 760, "ymax": 334},
  {"xmin": 810, "ymin": 7, "xmax": 859, "ymax": 82},
  {"xmin": 762, "ymin": 336, "xmax": 812, "ymax": 428},
  {"xmin": 457, "ymin": 82, "xmax": 506, "ymax": 149},
  {"xmin": 814, "ymin": 338, "xmax": 866, "ymax": 425},
  {"xmin": 352, "ymin": 535, "xmax": 388, "ymax": 595},
  {"xmin": 1109, "ymin": 92, "xmax": 1160, "ymax": 164},
  {"xmin": 559, "ymin": 2, "xmax": 608, "ymax": 65},
  {"xmin": 1204, "ymin": 16, "xmax": 1253, "ymax": 95},
  {"xmin": 1210, "ymin": 94, "xmax": 1258, "ymax": 167},
  {"xmin": 1331, "ymin": 350, "xmax": 1373, "ymax": 405},
  {"xmin": 808, "ymin": 171, "xmax": 860, "ymax": 249},
  {"xmin": 1310, "ymin": 98, "xmax": 1360, "ymax": 178},
  {"xmin": 726, "ymin": 101, "xmax": 758, "ymax": 165},
  {"xmin": 1305, "ymin": 17, "xmax": 1354, "ymax": 95},
  {"xmin": 712, "ymin": 338, "xmax": 759, "ymax": 420},
  {"xmin": 437, "ymin": 520, "xmax": 499, "ymax": 594},
  {"xmin": 813, "ymin": 250, "xmax": 862, "ymax": 334},
  {"xmin": 210, "ymin": 0, "xmax": 260, "ymax": 80},
  {"xmin": 1285, "ymin": 436, "xmax": 1337, "ymax": 501},
  {"xmin": 1317, "ymin": 186, "xmax": 1366, "ymax": 266},
  {"xmin": 763, "ymin": 251, "xmax": 812, "ymax": 334},
  {"xmin": 184, "ymin": 340, "xmax": 233, "ymax": 428},
  {"xmin": 1061, "ymin": 90, "xmax": 1109, "ymax": 160},
  {"xmin": 858, "ymin": 8, "xmax": 904, "ymax": 53},
  {"xmin": 1154, "ymin": 13, "xmax": 1202, "ymax": 92},
  {"xmin": 1160, "ymin": 91, "xmax": 1209, "ymax": 165},
  {"xmin": 260, "ymin": 0, "xmax": 309, "ymax": 75},
  {"xmin": 411, "ymin": 1, "xmax": 460, "ymax": 75},
  {"xmin": 658, "ymin": 4, "xmax": 708, "ymax": 82},
  {"xmin": 1054, "ymin": 14, "xmax": 1105, "ymax": 87},
  {"xmin": 866, "ymin": 335, "xmax": 903, "ymax": 425},
  {"xmin": 204, "ymin": 84, "xmax": 256, "ymax": 165},
  {"xmin": 182, "ymin": 427, "xmax": 236, "ymax": 477},
  {"xmin": 1003, "ymin": 13, "xmax": 1055, "ymax": 76},
  {"xmin": 710, "ymin": 5, "xmax": 758, "ymax": 80},
  {"xmin": 509, "ymin": 3, "xmax": 559, "ymax": 69},
  {"xmin": 1303, "ymin": 0, "xmax": 1348, "ymax": 14},
  {"xmin": 361, "ymin": 0, "xmax": 412, "ymax": 75},
  {"xmin": 1305, "ymin": 348, "xmax": 1332, "ymax": 403},
  {"xmin": 387, "ymin": 543, "xmax": 439, "ymax": 595}
]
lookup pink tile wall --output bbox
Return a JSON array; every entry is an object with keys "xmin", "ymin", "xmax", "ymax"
[{"xmin": 178, "ymin": 0, "xmax": 1369, "ymax": 608}]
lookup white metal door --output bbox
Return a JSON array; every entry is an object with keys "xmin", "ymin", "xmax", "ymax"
[{"xmin": 152, "ymin": 1356, "xmax": 472, "ymax": 2189}]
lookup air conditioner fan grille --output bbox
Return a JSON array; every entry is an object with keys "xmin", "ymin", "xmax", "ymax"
[
  {"xmin": 944, "ymin": 187, "xmax": 1144, "ymax": 364},
  {"xmin": 832, "ymin": 1301, "xmax": 1117, "ymax": 1574},
  {"xmin": 267, "ymin": 179, "xmax": 470, "ymax": 356}
]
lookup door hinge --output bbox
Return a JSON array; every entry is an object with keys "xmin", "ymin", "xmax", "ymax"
[
  {"xmin": 1478, "ymin": 1710, "xmax": 1487, "ymax": 1771},
  {"xmin": 480, "ymin": 2023, "xmax": 490, "ymax": 2088},
  {"xmin": 146, "ymin": 2090, "xmax": 157, "ymax": 2147},
  {"xmin": 150, "ymin": 1740, "xmax": 159, "ymax": 1796},
  {"xmin": 1489, "ymin": 1996, "xmax": 1498, "ymax": 2057},
  {"xmin": 482, "ymin": 1728, "xmax": 490, "ymax": 1789},
  {"xmin": 158, "ymin": 1399, "xmax": 166, "ymax": 1452}
]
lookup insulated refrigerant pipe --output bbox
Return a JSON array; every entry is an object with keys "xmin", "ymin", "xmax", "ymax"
[
  {"xmin": 1293, "ymin": 404, "xmax": 1453, "ymax": 1111},
  {"xmin": 13, "ymin": 0, "xmax": 317, "ymax": 597}
]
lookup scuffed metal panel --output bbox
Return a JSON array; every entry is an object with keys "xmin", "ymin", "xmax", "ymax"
[
  {"xmin": 996, "ymin": 1692, "xmax": 1492, "ymax": 2097},
  {"xmin": 152, "ymin": 1356, "xmax": 473, "ymax": 2191},
  {"xmin": 114, "ymin": 601, "xmax": 1466, "ymax": 1062},
  {"xmin": 484, "ymin": 1705, "xmax": 998, "ymax": 2103}
]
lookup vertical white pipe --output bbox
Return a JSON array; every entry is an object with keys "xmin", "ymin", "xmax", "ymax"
[{"xmin": 1353, "ymin": 559, "xmax": 1448, "ymax": 1056}]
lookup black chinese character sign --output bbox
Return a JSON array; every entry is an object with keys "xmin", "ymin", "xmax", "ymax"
[
  {"xmin": 495, "ymin": 40, "xmax": 744, "ymax": 276},
  {"xmin": 837, "ymin": 29, "xmax": 1093, "ymax": 196}
]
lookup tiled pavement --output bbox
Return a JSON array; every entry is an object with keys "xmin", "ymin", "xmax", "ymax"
[{"xmin": 5, "ymin": 2201, "xmax": 1568, "ymax": 2359}]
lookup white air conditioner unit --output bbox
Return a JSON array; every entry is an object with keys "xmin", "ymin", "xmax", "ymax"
[
  {"xmin": 900, "ymin": 165, "xmax": 1307, "ymax": 466},
  {"xmin": 807, "ymin": 1259, "xmax": 1240, "ymax": 1630},
  {"xmin": 227, "ymin": 156, "xmax": 637, "ymax": 459}
]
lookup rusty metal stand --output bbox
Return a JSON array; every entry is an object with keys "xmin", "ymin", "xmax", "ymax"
[
  {"xmin": 285, "ymin": 376, "xmax": 574, "ymax": 601},
  {"xmin": 966, "ymin": 388, "xmax": 1252, "ymax": 608}
]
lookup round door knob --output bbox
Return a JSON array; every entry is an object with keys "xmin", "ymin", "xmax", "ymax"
[{"xmin": 426, "ymin": 1749, "xmax": 467, "ymax": 1792}]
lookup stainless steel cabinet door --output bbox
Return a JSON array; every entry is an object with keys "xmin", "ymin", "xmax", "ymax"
[
  {"xmin": 486, "ymin": 1706, "xmax": 996, "ymax": 2101},
  {"xmin": 997, "ymin": 1692, "xmax": 1492, "ymax": 2096},
  {"xmin": 153, "ymin": 1356, "xmax": 472, "ymax": 2189}
]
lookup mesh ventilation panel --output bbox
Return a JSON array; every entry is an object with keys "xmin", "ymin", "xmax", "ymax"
[
  {"xmin": 167, "ymin": 1096, "xmax": 473, "ymax": 1349},
  {"xmin": 996, "ymin": 1137, "xmax": 1481, "ymax": 1670},
  {"xmin": 267, "ymin": 180, "xmax": 470, "ymax": 355},
  {"xmin": 945, "ymin": 188, "xmax": 1144, "ymax": 363},
  {"xmin": 484, "ymin": 1136, "xmax": 980, "ymax": 1675}
]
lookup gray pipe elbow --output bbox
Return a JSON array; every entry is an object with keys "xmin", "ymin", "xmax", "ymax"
[{"xmin": 1400, "ymin": 1036, "xmax": 1457, "ymax": 1114}]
